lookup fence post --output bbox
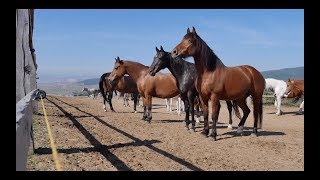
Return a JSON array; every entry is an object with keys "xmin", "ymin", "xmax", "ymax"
[{"xmin": 16, "ymin": 89, "xmax": 37, "ymax": 171}]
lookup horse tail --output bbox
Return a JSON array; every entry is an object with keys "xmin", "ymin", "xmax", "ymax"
[
  {"xmin": 232, "ymin": 101, "xmax": 241, "ymax": 120},
  {"xmin": 99, "ymin": 73, "xmax": 109, "ymax": 103},
  {"xmin": 258, "ymin": 98, "xmax": 263, "ymax": 129}
]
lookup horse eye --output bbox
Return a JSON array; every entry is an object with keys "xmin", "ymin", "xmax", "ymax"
[{"xmin": 188, "ymin": 39, "xmax": 192, "ymax": 43}]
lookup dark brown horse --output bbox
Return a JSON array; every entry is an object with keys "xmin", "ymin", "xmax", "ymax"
[
  {"xmin": 171, "ymin": 27, "xmax": 265, "ymax": 140},
  {"xmin": 148, "ymin": 46, "xmax": 241, "ymax": 131},
  {"xmin": 284, "ymin": 79, "xmax": 304, "ymax": 114},
  {"xmin": 108, "ymin": 57, "xmax": 180, "ymax": 122},
  {"xmin": 99, "ymin": 72, "xmax": 139, "ymax": 113}
]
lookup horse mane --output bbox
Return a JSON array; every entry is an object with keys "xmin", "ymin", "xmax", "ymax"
[{"xmin": 193, "ymin": 34, "xmax": 221, "ymax": 71}]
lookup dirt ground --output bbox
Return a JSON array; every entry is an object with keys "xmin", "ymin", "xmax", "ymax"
[{"xmin": 27, "ymin": 95, "xmax": 304, "ymax": 171}]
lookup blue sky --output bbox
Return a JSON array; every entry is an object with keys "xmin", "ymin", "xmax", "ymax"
[{"xmin": 34, "ymin": 9, "xmax": 304, "ymax": 83}]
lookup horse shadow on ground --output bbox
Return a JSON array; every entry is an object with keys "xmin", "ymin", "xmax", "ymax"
[
  {"xmin": 151, "ymin": 119, "xmax": 184, "ymax": 123},
  {"xmin": 193, "ymin": 123, "xmax": 285, "ymax": 141},
  {"xmin": 267, "ymin": 111, "xmax": 304, "ymax": 116},
  {"xmin": 40, "ymin": 96, "xmax": 203, "ymax": 171}
]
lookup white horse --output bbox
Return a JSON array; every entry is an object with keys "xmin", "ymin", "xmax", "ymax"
[
  {"xmin": 176, "ymin": 97, "xmax": 185, "ymax": 116},
  {"xmin": 82, "ymin": 87, "xmax": 99, "ymax": 99},
  {"xmin": 165, "ymin": 98, "xmax": 173, "ymax": 112},
  {"xmin": 265, "ymin": 78, "xmax": 287, "ymax": 115},
  {"xmin": 165, "ymin": 97, "xmax": 184, "ymax": 115},
  {"xmin": 123, "ymin": 93, "xmax": 130, "ymax": 107}
]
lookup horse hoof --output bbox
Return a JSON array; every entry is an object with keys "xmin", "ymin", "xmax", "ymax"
[
  {"xmin": 237, "ymin": 126, "xmax": 244, "ymax": 134},
  {"xmin": 227, "ymin": 124, "xmax": 232, "ymax": 129},
  {"xmin": 251, "ymin": 133, "xmax": 258, "ymax": 137},
  {"xmin": 104, "ymin": 109, "xmax": 107, "ymax": 112},
  {"xmin": 200, "ymin": 129, "xmax": 209, "ymax": 136},
  {"xmin": 134, "ymin": 111, "xmax": 137, "ymax": 113},
  {"xmin": 192, "ymin": 125, "xmax": 196, "ymax": 131}
]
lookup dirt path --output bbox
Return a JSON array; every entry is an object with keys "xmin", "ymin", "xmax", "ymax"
[{"xmin": 27, "ymin": 95, "xmax": 304, "ymax": 171}]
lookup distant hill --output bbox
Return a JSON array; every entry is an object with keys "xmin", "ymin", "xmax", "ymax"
[
  {"xmin": 79, "ymin": 78, "xmax": 100, "ymax": 85},
  {"xmin": 79, "ymin": 67, "xmax": 304, "ymax": 85},
  {"xmin": 261, "ymin": 67, "xmax": 304, "ymax": 80}
]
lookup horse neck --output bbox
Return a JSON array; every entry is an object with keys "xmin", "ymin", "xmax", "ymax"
[
  {"xmin": 193, "ymin": 53, "xmax": 225, "ymax": 75},
  {"xmin": 168, "ymin": 57, "xmax": 186, "ymax": 82},
  {"xmin": 124, "ymin": 61, "xmax": 148, "ymax": 82},
  {"xmin": 194, "ymin": 36, "xmax": 226, "ymax": 73}
]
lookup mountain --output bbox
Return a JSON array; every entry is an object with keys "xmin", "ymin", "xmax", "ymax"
[
  {"xmin": 79, "ymin": 67, "xmax": 304, "ymax": 85},
  {"xmin": 79, "ymin": 78, "xmax": 100, "ymax": 85},
  {"xmin": 261, "ymin": 67, "xmax": 304, "ymax": 80}
]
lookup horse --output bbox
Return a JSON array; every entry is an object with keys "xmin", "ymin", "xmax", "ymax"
[
  {"xmin": 165, "ymin": 98, "xmax": 173, "ymax": 112},
  {"xmin": 99, "ymin": 72, "xmax": 139, "ymax": 113},
  {"xmin": 123, "ymin": 93, "xmax": 130, "ymax": 107},
  {"xmin": 108, "ymin": 57, "xmax": 180, "ymax": 122},
  {"xmin": 284, "ymin": 79, "xmax": 304, "ymax": 115},
  {"xmin": 171, "ymin": 27, "xmax": 265, "ymax": 140},
  {"xmin": 149, "ymin": 46, "xmax": 241, "ymax": 130},
  {"xmin": 265, "ymin": 78, "xmax": 287, "ymax": 115},
  {"xmin": 82, "ymin": 87, "xmax": 99, "ymax": 99}
]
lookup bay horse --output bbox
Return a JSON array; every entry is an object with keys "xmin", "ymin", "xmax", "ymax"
[
  {"xmin": 171, "ymin": 27, "xmax": 265, "ymax": 140},
  {"xmin": 148, "ymin": 46, "xmax": 241, "ymax": 131},
  {"xmin": 284, "ymin": 79, "xmax": 304, "ymax": 115},
  {"xmin": 265, "ymin": 78, "xmax": 287, "ymax": 115},
  {"xmin": 99, "ymin": 72, "xmax": 139, "ymax": 113},
  {"xmin": 108, "ymin": 57, "xmax": 180, "ymax": 122}
]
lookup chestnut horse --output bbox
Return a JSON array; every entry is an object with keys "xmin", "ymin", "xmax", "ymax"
[
  {"xmin": 284, "ymin": 79, "xmax": 304, "ymax": 115},
  {"xmin": 148, "ymin": 46, "xmax": 241, "ymax": 131},
  {"xmin": 171, "ymin": 27, "xmax": 265, "ymax": 140},
  {"xmin": 108, "ymin": 57, "xmax": 180, "ymax": 122},
  {"xmin": 99, "ymin": 72, "xmax": 139, "ymax": 113}
]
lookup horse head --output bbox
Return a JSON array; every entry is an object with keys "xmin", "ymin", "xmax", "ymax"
[
  {"xmin": 171, "ymin": 27, "xmax": 198, "ymax": 58},
  {"xmin": 149, "ymin": 46, "xmax": 170, "ymax": 76},
  {"xmin": 108, "ymin": 56, "xmax": 126, "ymax": 86}
]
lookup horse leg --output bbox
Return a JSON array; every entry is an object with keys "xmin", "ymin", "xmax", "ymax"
[
  {"xmin": 226, "ymin": 100, "xmax": 233, "ymax": 129},
  {"xmin": 142, "ymin": 97, "xmax": 147, "ymax": 120},
  {"xmin": 199, "ymin": 95, "xmax": 209, "ymax": 136},
  {"xmin": 236, "ymin": 98, "xmax": 251, "ymax": 135},
  {"xmin": 297, "ymin": 98, "xmax": 304, "ymax": 115},
  {"xmin": 181, "ymin": 94, "xmax": 190, "ymax": 130},
  {"xmin": 146, "ymin": 96, "xmax": 152, "ymax": 122},
  {"xmin": 209, "ymin": 96, "xmax": 220, "ymax": 141},
  {"xmin": 133, "ymin": 93, "xmax": 138, "ymax": 113},
  {"xmin": 103, "ymin": 98, "xmax": 107, "ymax": 112},
  {"xmin": 188, "ymin": 92, "xmax": 196, "ymax": 131},
  {"xmin": 108, "ymin": 93, "xmax": 115, "ymax": 112},
  {"xmin": 165, "ymin": 98, "xmax": 169, "ymax": 112},
  {"xmin": 169, "ymin": 98, "xmax": 172, "ymax": 112},
  {"xmin": 194, "ymin": 97, "xmax": 200, "ymax": 124},
  {"xmin": 276, "ymin": 95, "xmax": 283, "ymax": 115},
  {"xmin": 251, "ymin": 96, "xmax": 263, "ymax": 136}
]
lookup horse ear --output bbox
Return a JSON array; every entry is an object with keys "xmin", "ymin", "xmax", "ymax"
[
  {"xmin": 160, "ymin": 46, "xmax": 164, "ymax": 51},
  {"xmin": 156, "ymin": 46, "xmax": 160, "ymax": 52},
  {"xmin": 192, "ymin": 26, "xmax": 197, "ymax": 35},
  {"xmin": 187, "ymin": 27, "xmax": 190, "ymax": 34},
  {"xmin": 115, "ymin": 56, "xmax": 120, "ymax": 62}
]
